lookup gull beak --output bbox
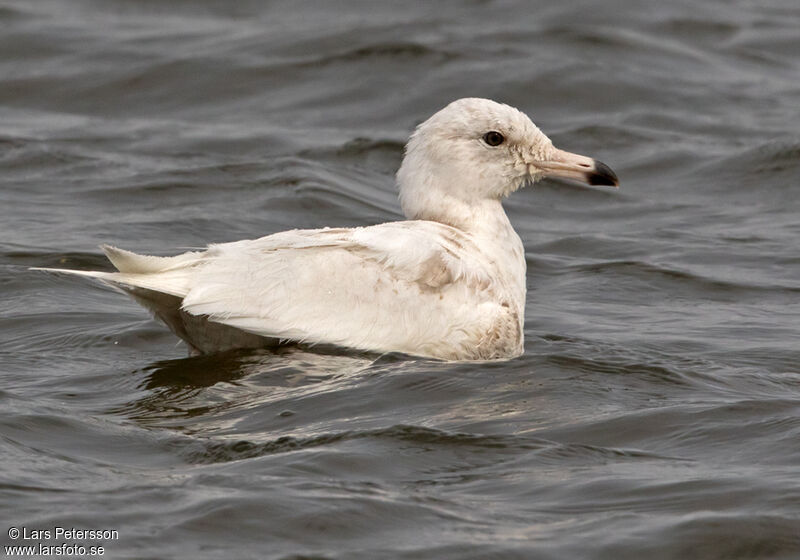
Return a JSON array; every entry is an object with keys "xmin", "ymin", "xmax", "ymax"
[{"xmin": 533, "ymin": 148, "xmax": 619, "ymax": 187}]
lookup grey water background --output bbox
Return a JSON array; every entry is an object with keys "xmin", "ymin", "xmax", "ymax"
[{"xmin": 2, "ymin": 0, "xmax": 800, "ymax": 558}]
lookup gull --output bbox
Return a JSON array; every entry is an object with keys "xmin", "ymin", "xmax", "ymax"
[{"xmin": 37, "ymin": 98, "xmax": 618, "ymax": 360}]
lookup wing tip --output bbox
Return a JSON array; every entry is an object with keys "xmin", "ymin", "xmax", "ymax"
[{"xmin": 29, "ymin": 266, "xmax": 108, "ymax": 279}]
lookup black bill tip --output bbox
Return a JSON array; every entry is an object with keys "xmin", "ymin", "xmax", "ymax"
[{"xmin": 588, "ymin": 160, "xmax": 619, "ymax": 187}]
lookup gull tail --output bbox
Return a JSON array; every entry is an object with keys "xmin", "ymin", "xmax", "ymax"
[
  {"xmin": 32, "ymin": 244, "xmax": 204, "ymax": 297},
  {"xmin": 33, "ymin": 244, "xmax": 275, "ymax": 355}
]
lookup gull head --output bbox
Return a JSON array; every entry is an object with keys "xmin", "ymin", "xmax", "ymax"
[{"xmin": 397, "ymin": 98, "xmax": 618, "ymax": 226}]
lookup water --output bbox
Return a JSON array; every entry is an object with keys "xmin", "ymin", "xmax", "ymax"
[{"xmin": 2, "ymin": 1, "xmax": 800, "ymax": 558}]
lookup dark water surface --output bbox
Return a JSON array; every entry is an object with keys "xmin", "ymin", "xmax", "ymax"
[{"xmin": 2, "ymin": 1, "xmax": 800, "ymax": 558}]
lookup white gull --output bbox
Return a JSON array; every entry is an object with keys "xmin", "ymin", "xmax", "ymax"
[{"xmin": 38, "ymin": 98, "xmax": 618, "ymax": 360}]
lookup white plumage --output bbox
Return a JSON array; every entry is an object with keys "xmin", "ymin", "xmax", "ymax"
[{"xmin": 38, "ymin": 98, "xmax": 618, "ymax": 360}]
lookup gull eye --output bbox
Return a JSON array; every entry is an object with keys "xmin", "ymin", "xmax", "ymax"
[{"xmin": 483, "ymin": 131, "xmax": 505, "ymax": 147}]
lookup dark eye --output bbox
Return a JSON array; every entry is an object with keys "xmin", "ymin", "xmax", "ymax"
[{"xmin": 483, "ymin": 131, "xmax": 505, "ymax": 147}]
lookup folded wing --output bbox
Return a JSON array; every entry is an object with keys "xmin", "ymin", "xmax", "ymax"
[{"xmin": 179, "ymin": 221, "xmax": 499, "ymax": 357}]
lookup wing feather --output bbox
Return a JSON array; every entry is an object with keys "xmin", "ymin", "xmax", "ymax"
[{"xmin": 180, "ymin": 222, "xmax": 496, "ymax": 355}]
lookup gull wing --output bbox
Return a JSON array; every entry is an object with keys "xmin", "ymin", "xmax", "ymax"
[{"xmin": 180, "ymin": 221, "xmax": 496, "ymax": 356}]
